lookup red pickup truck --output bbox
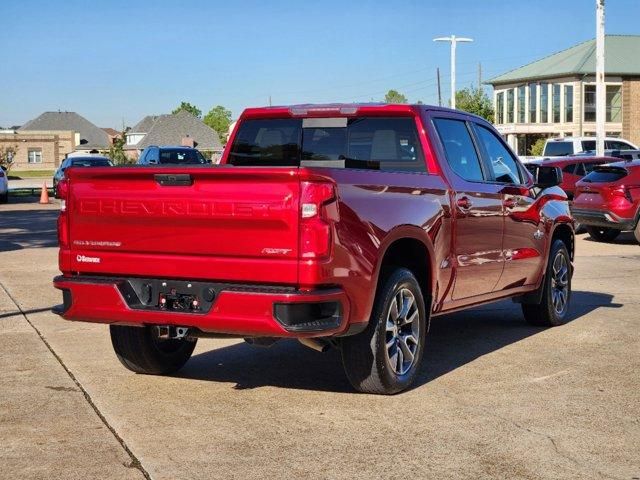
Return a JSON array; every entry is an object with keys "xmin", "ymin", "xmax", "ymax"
[{"xmin": 53, "ymin": 104, "xmax": 574, "ymax": 394}]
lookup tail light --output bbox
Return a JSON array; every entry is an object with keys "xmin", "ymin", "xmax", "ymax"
[
  {"xmin": 56, "ymin": 179, "xmax": 69, "ymax": 248},
  {"xmin": 299, "ymin": 181, "xmax": 338, "ymax": 259},
  {"xmin": 610, "ymin": 186, "xmax": 633, "ymax": 203}
]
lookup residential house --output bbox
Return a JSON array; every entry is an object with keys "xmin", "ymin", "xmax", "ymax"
[
  {"xmin": 124, "ymin": 111, "xmax": 223, "ymax": 161},
  {"xmin": 486, "ymin": 35, "xmax": 640, "ymax": 156},
  {"xmin": 0, "ymin": 111, "xmax": 111, "ymax": 170}
]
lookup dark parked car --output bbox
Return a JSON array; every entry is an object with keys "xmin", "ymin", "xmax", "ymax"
[
  {"xmin": 137, "ymin": 146, "xmax": 209, "ymax": 165},
  {"xmin": 53, "ymin": 155, "xmax": 113, "ymax": 195}
]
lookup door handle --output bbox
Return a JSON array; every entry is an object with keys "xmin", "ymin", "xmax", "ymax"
[{"xmin": 457, "ymin": 196, "xmax": 473, "ymax": 209}]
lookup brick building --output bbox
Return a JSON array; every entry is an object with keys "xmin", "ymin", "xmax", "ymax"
[
  {"xmin": 0, "ymin": 111, "xmax": 110, "ymax": 170},
  {"xmin": 487, "ymin": 35, "xmax": 640, "ymax": 156}
]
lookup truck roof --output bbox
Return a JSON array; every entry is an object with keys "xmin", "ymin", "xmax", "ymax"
[{"xmin": 239, "ymin": 103, "xmax": 487, "ymax": 122}]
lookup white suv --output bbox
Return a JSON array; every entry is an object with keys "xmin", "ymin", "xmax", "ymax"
[
  {"xmin": 543, "ymin": 136, "xmax": 637, "ymax": 157},
  {"xmin": 0, "ymin": 166, "xmax": 8, "ymax": 203}
]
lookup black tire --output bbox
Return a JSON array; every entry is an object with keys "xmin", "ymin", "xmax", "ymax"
[
  {"xmin": 634, "ymin": 221, "xmax": 640, "ymax": 245},
  {"xmin": 110, "ymin": 325, "xmax": 197, "ymax": 375},
  {"xmin": 586, "ymin": 226, "xmax": 620, "ymax": 243},
  {"xmin": 341, "ymin": 268, "xmax": 427, "ymax": 395},
  {"xmin": 0, "ymin": 191, "xmax": 7, "ymax": 204},
  {"xmin": 522, "ymin": 240, "xmax": 572, "ymax": 327}
]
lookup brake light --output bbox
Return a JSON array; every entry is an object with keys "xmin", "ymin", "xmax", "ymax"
[
  {"xmin": 56, "ymin": 179, "xmax": 69, "ymax": 247},
  {"xmin": 289, "ymin": 105, "xmax": 358, "ymax": 117},
  {"xmin": 299, "ymin": 181, "xmax": 337, "ymax": 259},
  {"xmin": 610, "ymin": 186, "xmax": 633, "ymax": 203}
]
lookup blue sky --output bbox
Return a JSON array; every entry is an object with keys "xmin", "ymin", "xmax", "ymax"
[{"xmin": 1, "ymin": 0, "xmax": 639, "ymax": 128}]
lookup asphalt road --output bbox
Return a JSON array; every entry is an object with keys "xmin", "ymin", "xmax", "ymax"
[{"xmin": 1, "ymin": 198, "xmax": 638, "ymax": 480}]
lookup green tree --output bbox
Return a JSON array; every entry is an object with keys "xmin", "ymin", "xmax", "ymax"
[
  {"xmin": 384, "ymin": 89, "xmax": 408, "ymax": 104},
  {"xmin": 172, "ymin": 101, "xmax": 202, "ymax": 118},
  {"xmin": 108, "ymin": 134, "xmax": 131, "ymax": 165},
  {"xmin": 0, "ymin": 144, "xmax": 17, "ymax": 171},
  {"xmin": 203, "ymin": 105, "xmax": 232, "ymax": 139},
  {"xmin": 529, "ymin": 137, "xmax": 546, "ymax": 156},
  {"xmin": 454, "ymin": 87, "xmax": 494, "ymax": 122}
]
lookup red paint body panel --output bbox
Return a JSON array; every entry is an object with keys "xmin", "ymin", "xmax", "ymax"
[{"xmin": 54, "ymin": 103, "xmax": 574, "ymax": 338}]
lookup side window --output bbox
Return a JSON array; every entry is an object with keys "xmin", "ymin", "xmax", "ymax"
[
  {"xmin": 432, "ymin": 118, "xmax": 484, "ymax": 182},
  {"xmin": 607, "ymin": 140, "xmax": 632, "ymax": 150},
  {"xmin": 562, "ymin": 163, "xmax": 576, "ymax": 174},
  {"xmin": 475, "ymin": 125, "xmax": 523, "ymax": 184},
  {"xmin": 574, "ymin": 163, "xmax": 586, "ymax": 176}
]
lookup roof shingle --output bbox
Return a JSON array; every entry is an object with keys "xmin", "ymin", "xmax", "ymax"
[
  {"xmin": 129, "ymin": 111, "xmax": 222, "ymax": 151},
  {"xmin": 487, "ymin": 35, "xmax": 640, "ymax": 85},
  {"xmin": 19, "ymin": 111, "xmax": 110, "ymax": 149}
]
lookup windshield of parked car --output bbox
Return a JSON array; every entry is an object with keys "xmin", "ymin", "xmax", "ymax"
[
  {"xmin": 158, "ymin": 149, "xmax": 206, "ymax": 164},
  {"xmin": 227, "ymin": 117, "xmax": 425, "ymax": 172},
  {"xmin": 543, "ymin": 141, "xmax": 573, "ymax": 157},
  {"xmin": 581, "ymin": 167, "xmax": 628, "ymax": 183}
]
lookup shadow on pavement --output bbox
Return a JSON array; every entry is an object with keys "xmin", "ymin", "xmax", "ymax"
[
  {"xmin": 582, "ymin": 231, "xmax": 638, "ymax": 245},
  {"xmin": 0, "ymin": 208, "xmax": 58, "ymax": 250},
  {"xmin": 182, "ymin": 290, "xmax": 620, "ymax": 393},
  {"xmin": 0, "ymin": 307, "xmax": 54, "ymax": 320}
]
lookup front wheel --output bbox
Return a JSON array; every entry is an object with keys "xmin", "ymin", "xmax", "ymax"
[
  {"xmin": 586, "ymin": 226, "xmax": 620, "ymax": 243},
  {"xmin": 522, "ymin": 240, "xmax": 572, "ymax": 327},
  {"xmin": 110, "ymin": 325, "xmax": 197, "ymax": 375},
  {"xmin": 341, "ymin": 268, "xmax": 427, "ymax": 395},
  {"xmin": 634, "ymin": 221, "xmax": 640, "ymax": 245}
]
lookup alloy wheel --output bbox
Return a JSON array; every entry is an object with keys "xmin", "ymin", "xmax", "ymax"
[
  {"xmin": 550, "ymin": 252, "xmax": 569, "ymax": 315},
  {"xmin": 385, "ymin": 288, "xmax": 420, "ymax": 376}
]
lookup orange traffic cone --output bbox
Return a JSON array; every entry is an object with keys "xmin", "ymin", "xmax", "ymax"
[{"xmin": 39, "ymin": 181, "xmax": 50, "ymax": 204}]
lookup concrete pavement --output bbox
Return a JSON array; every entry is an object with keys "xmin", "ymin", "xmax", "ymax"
[{"xmin": 0, "ymin": 197, "xmax": 638, "ymax": 479}]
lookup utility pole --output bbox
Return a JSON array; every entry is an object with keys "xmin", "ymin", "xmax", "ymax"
[
  {"xmin": 268, "ymin": 95, "xmax": 272, "ymax": 107},
  {"xmin": 434, "ymin": 35, "xmax": 474, "ymax": 109},
  {"xmin": 596, "ymin": 0, "xmax": 606, "ymax": 156},
  {"xmin": 436, "ymin": 68, "xmax": 442, "ymax": 107}
]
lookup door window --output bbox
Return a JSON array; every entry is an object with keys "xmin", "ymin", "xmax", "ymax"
[
  {"xmin": 475, "ymin": 125, "xmax": 523, "ymax": 184},
  {"xmin": 562, "ymin": 163, "xmax": 576, "ymax": 174},
  {"xmin": 432, "ymin": 118, "xmax": 484, "ymax": 182}
]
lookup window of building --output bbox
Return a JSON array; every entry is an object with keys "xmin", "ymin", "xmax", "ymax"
[
  {"xmin": 28, "ymin": 149, "xmax": 42, "ymax": 164},
  {"xmin": 506, "ymin": 89, "xmax": 514, "ymax": 123},
  {"xmin": 584, "ymin": 85, "xmax": 596, "ymax": 122},
  {"xmin": 606, "ymin": 85, "xmax": 622, "ymax": 122},
  {"xmin": 540, "ymin": 83, "xmax": 549, "ymax": 123},
  {"xmin": 496, "ymin": 92, "xmax": 504, "ymax": 124},
  {"xmin": 517, "ymin": 86, "xmax": 526, "ymax": 123},
  {"xmin": 564, "ymin": 85, "xmax": 573, "ymax": 123},
  {"xmin": 552, "ymin": 84, "xmax": 561, "ymax": 123},
  {"xmin": 528, "ymin": 83, "xmax": 537, "ymax": 123},
  {"xmin": 433, "ymin": 119, "xmax": 484, "ymax": 182}
]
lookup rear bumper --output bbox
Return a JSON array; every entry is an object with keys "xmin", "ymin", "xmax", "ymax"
[
  {"xmin": 53, "ymin": 275, "xmax": 355, "ymax": 338},
  {"xmin": 571, "ymin": 207, "xmax": 636, "ymax": 230}
]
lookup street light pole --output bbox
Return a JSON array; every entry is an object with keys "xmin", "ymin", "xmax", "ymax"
[
  {"xmin": 595, "ymin": 0, "xmax": 606, "ymax": 156},
  {"xmin": 434, "ymin": 35, "xmax": 473, "ymax": 110}
]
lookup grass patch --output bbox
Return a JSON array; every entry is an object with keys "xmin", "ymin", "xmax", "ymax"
[{"xmin": 8, "ymin": 169, "xmax": 55, "ymax": 179}]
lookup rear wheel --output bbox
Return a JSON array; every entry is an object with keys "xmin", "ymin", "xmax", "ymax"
[
  {"xmin": 522, "ymin": 239, "xmax": 571, "ymax": 327},
  {"xmin": 110, "ymin": 325, "xmax": 197, "ymax": 375},
  {"xmin": 586, "ymin": 226, "xmax": 620, "ymax": 243},
  {"xmin": 634, "ymin": 221, "xmax": 640, "ymax": 245},
  {"xmin": 341, "ymin": 268, "xmax": 427, "ymax": 395},
  {"xmin": 0, "ymin": 191, "xmax": 7, "ymax": 204}
]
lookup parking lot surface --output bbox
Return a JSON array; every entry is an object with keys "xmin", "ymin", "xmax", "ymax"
[{"xmin": 1, "ymin": 198, "xmax": 638, "ymax": 480}]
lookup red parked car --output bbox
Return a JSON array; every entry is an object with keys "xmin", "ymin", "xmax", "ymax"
[
  {"xmin": 525, "ymin": 156, "xmax": 617, "ymax": 200},
  {"xmin": 572, "ymin": 159, "xmax": 640, "ymax": 243},
  {"xmin": 53, "ymin": 104, "xmax": 574, "ymax": 394}
]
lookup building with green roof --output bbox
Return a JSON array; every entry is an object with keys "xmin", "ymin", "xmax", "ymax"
[{"xmin": 486, "ymin": 35, "xmax": 640, "ymax": 156}]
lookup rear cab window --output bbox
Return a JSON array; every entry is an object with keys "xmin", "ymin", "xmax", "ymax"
[{"xmin": 227, "ymin": 116, "xmax": 426, "ymax": 173}]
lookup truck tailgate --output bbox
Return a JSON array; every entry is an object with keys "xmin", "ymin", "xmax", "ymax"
[{"xmin": 63, "ymin": 166, "xmax": 301, "ymax": 284}]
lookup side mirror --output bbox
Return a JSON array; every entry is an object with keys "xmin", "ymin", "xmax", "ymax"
[{"xmin": 534, "ymin": 165, "xmax": 563, "ymax": 189}]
